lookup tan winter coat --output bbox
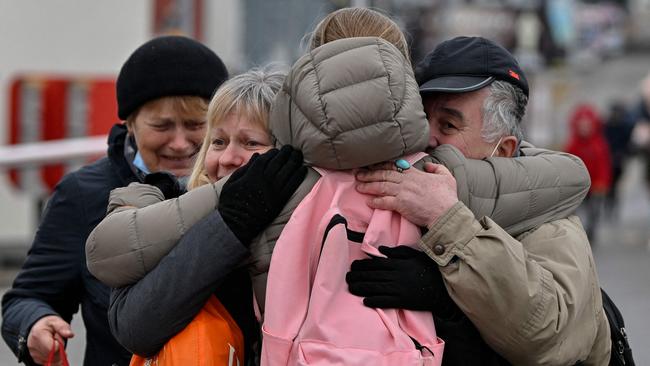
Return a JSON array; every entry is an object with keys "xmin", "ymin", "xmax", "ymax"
[
  {"xmin": 86, "ymin": 37, "xmax": 607, "ymax": 365},
  {"xmin": 422, "ymin": 204, "xmax": 610, "ymax": 365}
]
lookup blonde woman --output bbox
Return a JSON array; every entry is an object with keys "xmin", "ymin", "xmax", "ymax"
[{"xmin": 87, "ymin": 68, "xmax": 306, "ymax": 364}]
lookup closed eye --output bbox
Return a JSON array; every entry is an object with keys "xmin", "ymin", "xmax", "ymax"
[
  {"xmin": 150, "ymin": 122, "xmax": 173, "ymax": 131},
  {"xmin": 440, "ymin": 121, "xmax": 459, "ymax": 134},
  {"xmin": 186, "ymin": 121, "xmax": 206, "ymax": 131}
]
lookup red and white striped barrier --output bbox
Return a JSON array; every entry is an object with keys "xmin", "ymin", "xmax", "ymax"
[{"xmin": 6, "ymin": 75, "xmax": 118, "ymax": 195}]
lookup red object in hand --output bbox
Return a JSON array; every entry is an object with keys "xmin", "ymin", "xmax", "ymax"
[{"xmin": 45, "ymin": 340, "xmax": 69, "ymax": 366}]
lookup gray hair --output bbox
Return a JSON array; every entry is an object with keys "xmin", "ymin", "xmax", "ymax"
[
  {"xmin": 206, "ymin": 66, "xmax": 286, "ymax": 128},
  {"xmin": 481, "ymin": 80, "xmax": 527, "ymax": 143},
  {"xmin": 187, "ymin": 66, "xmax": 286, "ymax": 190}
]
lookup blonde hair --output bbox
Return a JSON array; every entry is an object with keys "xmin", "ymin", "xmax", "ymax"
[
  {"xmin": 309, "ymin": 7, "xmax": 410, "ymax": 62},
  {"xmin": 125, "ymin": 96, "xmax": 208, "ymax": 128},
  {"xmin": 187, "ymin": 67, "xmax": 285, "ymax": 190}
]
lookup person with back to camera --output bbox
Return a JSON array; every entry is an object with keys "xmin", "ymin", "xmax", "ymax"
[
  {"xmin": 1, "ymin": 36, "xmax": 228, "ymax": 365},
  {"xmin": 86, "ymin": 8, "xmax": 596, "ymax": 365},
  {"xmin": 348, "ymin": 36, "xmax": 611, "ymax": 365}
]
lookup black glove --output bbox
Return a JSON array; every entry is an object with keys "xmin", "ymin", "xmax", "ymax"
[
  {"xmin": 434, "ymin": 314, "xmax": 510, "ymax": 366},
  {"xmin": 218, "ymin": 145, "xmax": 307, "ymax": 246},
  {"xmin": 346, "ymin": 245, "xmax": 461, "ymax": 318},
  {"xmin": 144, "ymin": 171, "xmax": 185, "ymax": 199}
]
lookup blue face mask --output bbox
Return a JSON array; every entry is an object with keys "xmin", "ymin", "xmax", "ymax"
[{"xmin": 132, "ymin": 151, "xmax": 150, "ymax": 174}]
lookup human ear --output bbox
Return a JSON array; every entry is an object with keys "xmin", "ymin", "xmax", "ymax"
[
  {"xmin": 497, "ymin": 136, "xmax": 518, "ymax": 157},
  {"xmin": 124, "ymin": 120, "xmax": 134, "ymax": 134}
]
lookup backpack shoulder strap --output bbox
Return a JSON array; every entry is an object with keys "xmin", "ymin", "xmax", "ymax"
[{"xmin": 601, "ymin": 288, "xmax": 635, "ymax": 366}]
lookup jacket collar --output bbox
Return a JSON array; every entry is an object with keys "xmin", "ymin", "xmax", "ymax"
[{"xmin": 106, "ymin": 124, "xmax": 142, "ymax": 185}]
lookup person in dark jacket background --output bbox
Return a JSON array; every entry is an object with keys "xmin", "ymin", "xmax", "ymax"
[
  {"xmin": 1, "ymin": 35, "xmax": 228, "ymax": 366},
  {"xmin": 603, "ymin": 100, "xmax": 634, "ymax": 217}
]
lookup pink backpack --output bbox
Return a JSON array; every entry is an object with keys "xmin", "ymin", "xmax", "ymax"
[{"xmin": 262, "ymin": 153, "xmax": 444, "ymax": 366}]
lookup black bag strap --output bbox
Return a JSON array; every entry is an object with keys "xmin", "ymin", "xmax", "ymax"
[{"xmin": 601, "ymin": 288, "xmax": 635, "ymax": 366}]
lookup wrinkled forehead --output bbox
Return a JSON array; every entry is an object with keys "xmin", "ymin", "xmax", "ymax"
[
  {"xmin": 132, "ymin": 96, "xmax": 208, "ymax": 123},
  {"xmin": 212, "ymin": 104, "xmax": 268, "ymax": 128},
  {"xmin": 421, "ymin": 93, "xmax": 466, "ymax": 119},
  {"xmin": 210, "ymin": 110, "xmax": 269, "ymax": 139},
  {"xmin": 421, "ymin": 88, "xmax": 489, "ymax": 116}
]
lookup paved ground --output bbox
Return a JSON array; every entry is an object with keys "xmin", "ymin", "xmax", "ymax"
[{"xmin": 590, "ymin": 157, "xmax": 650, "ymax": 365}]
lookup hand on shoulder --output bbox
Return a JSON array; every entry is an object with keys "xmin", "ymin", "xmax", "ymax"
[{"xmin": 355, "ymin": 161, "xmax": 458, "ymax": 227}]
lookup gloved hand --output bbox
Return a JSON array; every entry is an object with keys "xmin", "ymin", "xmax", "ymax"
[
  {"xmin": 143, "ymin": 171, "xmax": 185, "ymax": 199},
  {"xmin": 346, "ymin": 245, "xmax": 461, "ymax": 318},
  {"xmin": 434, "ymin": 314, "xmax": 509, "ymax": 366},
  {"xmin": 218, "ymin": 145, "xmax": 307, "ymax": 246}
]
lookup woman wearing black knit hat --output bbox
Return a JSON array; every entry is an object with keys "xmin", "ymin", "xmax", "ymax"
[
  {"xmin": 117, "ymin": 35, "xmax": 229, "ymax": 179},
  {"xmin": 1, "ymin": 35, "xmax": 228, "ymax": 366}
]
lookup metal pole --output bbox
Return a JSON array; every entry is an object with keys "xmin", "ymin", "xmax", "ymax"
[{"xmin": 0, "ymin": 136, "xmax": 107, "ymax": 169}]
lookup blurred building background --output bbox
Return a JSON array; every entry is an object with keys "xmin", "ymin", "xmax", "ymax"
[{"xmin": 1, "ymin": 0, "xmax": 649, "ymax": 364}]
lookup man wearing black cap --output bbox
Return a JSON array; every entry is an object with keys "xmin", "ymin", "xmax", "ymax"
[
  {"xmin": 413, "ymin": 36, "xmax": 529, "ymax": 160},
  {"xmin": 350, "ymin": 37, "xmax": 610, "ymax": 365},
  {"xmin": 1, "ymin": 36, "xmax": 228, "ymax": 366}
]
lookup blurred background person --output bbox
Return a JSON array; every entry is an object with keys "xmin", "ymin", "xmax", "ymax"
[
  {"xmin": 565, "ymin": 103, "xmax": 612, "ymax": 242},
  {"xmin": 604, "ymin": 99, "xmax": 635, "ymax": 218},
  {"xmin": 630, "ymin": 73, "xmax": 650, "ymax": 193}
]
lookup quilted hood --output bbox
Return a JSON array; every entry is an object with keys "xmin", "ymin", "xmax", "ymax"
[{"xmin": 269, "ymin": 37, "xmax": 429, "ymax": 169}]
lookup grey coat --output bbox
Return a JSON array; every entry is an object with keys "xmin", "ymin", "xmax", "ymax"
[{"xmin": 107, "ymin": 210, "xmax": 257, "ymax": 358}]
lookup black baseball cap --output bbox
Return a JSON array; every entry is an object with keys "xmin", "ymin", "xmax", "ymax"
[{"xmin": 415, "ymin": 36, "xmax": 529, "ymax": 97}]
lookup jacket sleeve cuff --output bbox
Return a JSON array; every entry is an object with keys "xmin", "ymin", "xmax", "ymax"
[
  {"xmin": 420, "ymin": 202, "xmax": 483, "ymax": 266},
  {"xmin": 3, "ymin": 301, "xmax": 58, "ymax": 363},
  {"xmin": 211, "ymin": 211, "xmax": 250, "ymax": 255}
]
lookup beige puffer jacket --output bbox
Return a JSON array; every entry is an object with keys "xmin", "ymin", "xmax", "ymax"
[
  {"xmin": 86, "ymin": 39, "xmax": 594, "ymax": 354},
  {"xmin": 269, "ymin": 37, "xmax": 428, "ymax": 169}
]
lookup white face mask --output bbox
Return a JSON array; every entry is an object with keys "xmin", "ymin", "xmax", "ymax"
[{"xmin": 489, "ymin": 137, "xmax": 503, "ymax": 158}]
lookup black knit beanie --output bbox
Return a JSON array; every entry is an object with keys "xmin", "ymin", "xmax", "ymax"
[{"xmin": 117, "ymin": 35, "xmax": 228, "ymax": 120}]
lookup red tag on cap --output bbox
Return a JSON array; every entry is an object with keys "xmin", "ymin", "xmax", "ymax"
[{"xmin": 509, "ymin": 69, "xmax": 520, "ymax": 80}]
